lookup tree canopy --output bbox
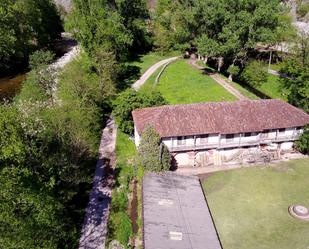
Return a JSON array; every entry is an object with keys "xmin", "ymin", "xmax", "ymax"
[{"xmin": 0, "ymin": 0, "xmax": 62, "ymax": 72}]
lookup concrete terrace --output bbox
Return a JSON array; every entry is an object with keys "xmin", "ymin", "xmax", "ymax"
[{"xmin": 143, "ymin": 172, "xmax": 222, "ymax": 249}]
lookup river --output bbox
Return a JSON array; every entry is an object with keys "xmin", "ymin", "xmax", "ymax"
[{"xmin": 0, "ymin": 34, "xmax": 78, "ymax": 100}]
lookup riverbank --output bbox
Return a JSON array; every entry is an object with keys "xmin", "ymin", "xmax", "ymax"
[{"xmin": 0, "ymin": 33, "xmax": 79, "ymax": 100}]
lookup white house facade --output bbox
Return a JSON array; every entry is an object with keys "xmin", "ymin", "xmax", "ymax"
[{"xmin": 132, "ymin": 100, "xmax": 309, "ymax": 167}]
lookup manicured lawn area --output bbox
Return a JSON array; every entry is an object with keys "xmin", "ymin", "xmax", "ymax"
[
  {"xmin": 142, "ymin": 60, "xmax": 237, "ymax": 104},
  {"xmin": 257, "ymin": 74, "xmax": 288, "ymax": 101},
  {"xmin": 202, "ymin": 158, "xmax": 309, "ymax": 249},
  {"xmin": 196, "ymin": 60, "xmax": 260, "ymax": 100},
  {"xmin": 130, "ymin": 51, "xmax": 180, "ymax": 75}
]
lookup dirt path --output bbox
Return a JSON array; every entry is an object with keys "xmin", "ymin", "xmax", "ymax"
[
  {"xmin": 132, "ymin": 56, "xmax": 179, "ymax": 90},
  {"xmin": 79, "ymin": 118, "xmax": 117, "ymax": 249},
  {"xmin": 188, "ymin": 59, "xmax": 249, "ymax": 100}
]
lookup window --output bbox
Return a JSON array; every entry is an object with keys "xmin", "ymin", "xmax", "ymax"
[
  {"xmin": 278, "ymin": 128, "xmax": 285, "ymax": 135},
  {"xmin": 177, "ymin": 136, "xmax": 186, "ymax": 146},
  {"xmin": 226, "ymin": 134, "xmax": 234, "ymax": 143},
  {"xmin": 199, "ymin": 135, "xmax": 209, "ymax": 144},
  {"xmin": 261, "ymin": 130, "xmax": 269, "ymax": 138},
  {"xmin": 244, "ymin": 132, "xmax": 251, "ymax": 137}
]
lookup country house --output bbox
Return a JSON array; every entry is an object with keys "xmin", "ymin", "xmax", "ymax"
[{"xmin": 132, "ymin": 100, "xmax": 309, "ymax": 167}]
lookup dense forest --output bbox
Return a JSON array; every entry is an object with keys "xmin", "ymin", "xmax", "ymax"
[{"xmin": 0, "ymin": 0, "xmax": 308, "ymax": 248}]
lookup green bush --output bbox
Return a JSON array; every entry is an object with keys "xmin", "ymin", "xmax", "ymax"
[
  {"xmin": 296, "ymin": 125, "xmax": 309, "ymax": 154},
  {"xmin": 298, "ymin": 3, "xmax": 309, "ymax": 17},
  {"xmin": 241, "ymin": 60, "xmax": 268, "ymax": 87},
  {"xmin": 112, "ymin": 89, "xmax": 166, "ymax": 134},
  {"xmin": 108, "ymin": 212, "xmax": 132, "ymax": 247},
  {"xmin": 138, "ymin": 126, "xmax": 171, "ymax": 172}
]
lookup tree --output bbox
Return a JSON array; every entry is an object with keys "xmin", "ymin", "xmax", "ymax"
[
  {"xmin": 0, "ymin": 0, "xmax": 62, "ymax": 72},
  {"xmin": 112, "ymin": 89, "xmax": 166, "ymax": 134},
  {"xmin": 66, "ymin": 0, "xmax": 132, "ymax": 61},
  {"xmin": 0, "ymin": 105, "xmax": 26, "ymax": 167},
  {"xmin": 241, "ymin": 61, "xmax": 268, "ymax": 87},
  {"xmin": 280, "ymin": 32, "xmax": 309, "ymax": 112},
  {"xmin": 296, "ymin": 125, "xmax": 309, "ymax": 154},
  {"xmin": 138, "ymin": 126, "xmax": 171, "ymax": 171},
  {"xmin": 227, "ymin": 65, "xmax": 240, "ymax": 81}
]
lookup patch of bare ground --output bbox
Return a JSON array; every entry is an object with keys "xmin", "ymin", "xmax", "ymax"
[{"xmin": 128, "ymin": 179, "xmax": 138, "ymax": 247}]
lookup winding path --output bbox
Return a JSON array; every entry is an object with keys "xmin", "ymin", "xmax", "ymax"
[{"xmin": 132, "ymin": 56, "xmax": 179, "ymax": 90}]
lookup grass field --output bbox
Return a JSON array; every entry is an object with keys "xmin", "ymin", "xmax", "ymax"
[
  {"xmin": 196, "ymin": 61, "xmax": 260, "ymax": 100},
  {"xmin": 142, "ymin": 60, "xmax": 237, "ymax": 104},
  {"xmin": 130, "ymin": 51, "xmax": 180, "ymax": 75},
  {"xmin": 202, "ymin": 158, "xmax": 309, "ymax": 249},
  {"xmin": 257, "ymin": 74, "xmax": 288, "ymax": 101}
]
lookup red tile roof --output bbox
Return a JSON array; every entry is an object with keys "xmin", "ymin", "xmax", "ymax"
[{"xmin": 132, "ymin": 100, "xmax": 309, "ymax": 137}]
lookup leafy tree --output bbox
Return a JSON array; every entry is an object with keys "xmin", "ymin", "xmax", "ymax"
[
  {"xmin": 0, "ymin": 0, "xmax": 62, "ymax": 72},
  {"xmin": 138, "ymin": 126, "xmax": 171, "ymax": 171},
  {"xmin": 296, "ymin": 125, "xmax": 309, "ymax": 154},
  {"xmin": 280, "ymin": 32, "xmax": 309, "ymax": 112},
  {"xmin": 241, "ymin": 61, "xmax": 268, "ymax": 87},
  {"xmin": 66, "ymin": 0, "xmax": 132, "ymax": 61},
  {"xmin": 0, "ymin": 105, "xmax": 26, "ymax": 167},
  {"xmin": 112, "ymin": 89, "xmax": 166, "ymax": 134},
  {"xmin": 0, "ymin": 167, "xmax": 73, "ymax": 249},
  {"xmin": 227, "ymin": 64, "xmax": 240, "ymax": 81}
]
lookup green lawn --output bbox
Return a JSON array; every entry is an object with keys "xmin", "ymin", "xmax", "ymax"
[
  {"xmin": 130, "ymin": 51, "xmax": 180, "ymax": 75},
  {"xmin": 202, "ymin": 158, "xmax": 309, "ymax": 249},
  {"xmin": 257, "ymin": 74, "xmax": 288, "ymax": 101},
  {"xmin": 142, "ymin": 60, "xmax": 237, "ymax": 104},
  {"xmin": 196, "ymin": 61, "xmax": 259, "ymax": 100}
]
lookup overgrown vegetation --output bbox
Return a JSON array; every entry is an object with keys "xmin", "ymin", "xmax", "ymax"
[
  {"xmin": 112, "ymin": 89, "xmax": 166, "ymax": 134},
  {"xmin": 107, "ymin": 131, "xmax": 136, "ymax": 248},
  {"xmin": 296, "ymin": 125, "xmax": 309, "ymax": 154},
  {"xmin": 0, "ymin": 0, "xmax": 62, "ymax": 73}
]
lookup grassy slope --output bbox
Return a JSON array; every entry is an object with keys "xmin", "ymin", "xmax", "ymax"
[
  {"xmin": 202, "ymin": 158, "xmax": 309, "ymax": 249},
  {"xmin": 257, "ymin": 74, "xmax": 288, "ymax": 101},
  {"xmin": 142, "ymin": 60, "xmax": 237, "ymax": 104}
]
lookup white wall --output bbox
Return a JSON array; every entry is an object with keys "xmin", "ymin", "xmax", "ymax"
[
  {"xmin": 240, "ymin": 133, "xmax": 259, "ymax": 142},
  {"xmin": 134, "ymin": 126, "xmax": 141, "ymax": 147}
]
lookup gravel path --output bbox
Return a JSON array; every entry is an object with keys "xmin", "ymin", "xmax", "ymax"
[
  {"xmin": 79, "ymin": 119, "xmax": 117, "ymax": 249},
  {"xmin": 188, "ymin": 59, "xmax": 248, "ymax": 100},
  {"xmin": 132, "ymin": 56, "xmax": 179, "ymax": 90}
]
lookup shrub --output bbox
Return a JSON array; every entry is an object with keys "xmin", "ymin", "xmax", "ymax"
[
  {"xmin": 298, "ymin": 3, "xmax": 309, "ymax": 18},
  {"xmin": 241, "ymin": 60, "xmax": 268, "ymax": 87},
  {"xmin": 138, "ymin": 126, "xmax": 171, "ymax": 172},
  {"xmin": 112, "ymin": 89, "xmax": 166, "ymax": 134},
  {"xmin": 296, "ymin": 125, "xmax": 309, "ymax": 154},
  {"xmin": 108, "ymin": 212, "xmax": 132, "ymax": 247}
]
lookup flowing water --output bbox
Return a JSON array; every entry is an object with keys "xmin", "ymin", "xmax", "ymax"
[
  {"xmin": 0, "ymin": 74, "xmax": 27, "ymax": 100},
  {"xmin": 0, "ymin": 35, "xmax": 77, "ymax": 100}
]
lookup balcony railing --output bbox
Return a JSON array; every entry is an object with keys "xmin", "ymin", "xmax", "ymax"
[{"xmin": 169, "ymin": 134, "xmax": 300, "ymax": 152}]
